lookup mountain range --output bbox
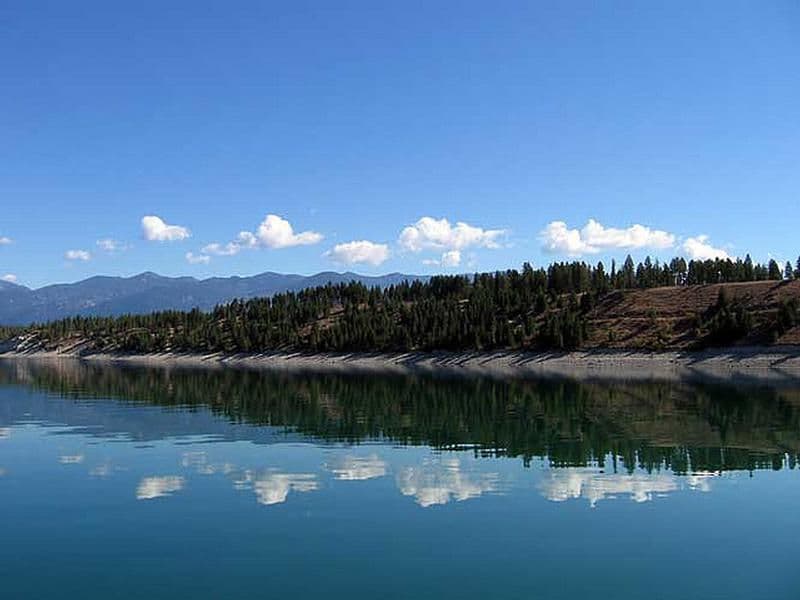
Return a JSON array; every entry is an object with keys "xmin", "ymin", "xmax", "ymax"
[{"xmin": 0, "ymin": 271, "xmax": 426, "ymax": 325}]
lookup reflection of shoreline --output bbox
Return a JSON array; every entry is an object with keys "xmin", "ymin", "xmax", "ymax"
[
  {"xmin": 3, "ymin": 358, "xmax": 800, "ymax": 475},
  {"xmin": 539, "ymin": 469, "xmax": 719, "ymax": 507}
]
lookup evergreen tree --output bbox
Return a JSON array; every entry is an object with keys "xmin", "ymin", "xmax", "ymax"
[{"xmin": 768, "ymin": 259, "xmax": 782, "ymax": 281}]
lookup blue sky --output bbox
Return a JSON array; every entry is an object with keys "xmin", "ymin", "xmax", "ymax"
[{"xmin": 1, "ymin": 1, "xmax": 798, "ymax": 288}]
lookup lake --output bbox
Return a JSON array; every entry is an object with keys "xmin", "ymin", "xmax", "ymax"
[{"xmin": 0, "ymin": 359, "xmax": 798, "ymax": 599}]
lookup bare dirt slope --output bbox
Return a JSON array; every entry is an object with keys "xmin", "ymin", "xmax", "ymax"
[{"xmin": 585, "ymin": 280, "xmax": 800, "ymax": 349}]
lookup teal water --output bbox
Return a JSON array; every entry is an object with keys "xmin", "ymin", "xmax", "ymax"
[{"xmin": 0, "ymin": 360, "xmax": 798, "ymax": 599}]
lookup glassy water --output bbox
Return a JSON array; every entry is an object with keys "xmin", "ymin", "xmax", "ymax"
[{"xmin": 0, "ymin": 360, "xmax": 798, "ymax": 599}]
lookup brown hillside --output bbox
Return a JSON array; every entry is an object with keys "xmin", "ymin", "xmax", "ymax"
[{"xmin": 584, "ymin": 280, "xmax": 800, "ymax": 349}]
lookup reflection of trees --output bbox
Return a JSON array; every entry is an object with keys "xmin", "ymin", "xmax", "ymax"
[{"xmin": 2, "ymin": 359, "xmax": 799, "ymax": 473}]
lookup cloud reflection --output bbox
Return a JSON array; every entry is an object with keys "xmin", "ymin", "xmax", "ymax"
[
  {"xmin": 327, "ymin": 454, "xmax": 388, "ymax": 481},
  {"xmin": 136, "ymin": 476, "xmax": 186, "ymax": 500},
  {"xmin": 228, "ymin": 469, "xmax": 320, "ymax": 506},
  {"xmin": 0, "ymin": 427, "xmax": 10, "ymax": 439},
  {"xmin": 539, "ymin": 469, "xmax": 719, "ymax": 507},
  {"xmin": 59, "ymin": 454, "xmax": 85, "ymax": 464},
  {"xmin": 396, "ymin": 458, "xmax": 499, "ymax": 507}
]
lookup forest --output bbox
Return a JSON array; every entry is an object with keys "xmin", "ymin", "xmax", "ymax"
[{"xmin": 2, "ymin": 253, "xmax": 800, "ymax": 353}]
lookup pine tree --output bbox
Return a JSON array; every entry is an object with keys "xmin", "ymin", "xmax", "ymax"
[
  {"xmin": 768, "ymin": 259, "xmax": 782, "ymax": 281},
  {"xmin": 785, "ymin": 261, "xmax": 795, "ymax": 281}
]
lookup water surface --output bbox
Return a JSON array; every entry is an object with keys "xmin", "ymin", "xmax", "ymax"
[{"xmin": 1, "ymin": 360, "xmax": 798, "ymax": 599}]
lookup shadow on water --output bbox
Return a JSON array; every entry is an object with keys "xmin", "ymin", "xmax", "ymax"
[{"xmin": 1, "ymin": 358, "xmax": 799, "ymax": 474}]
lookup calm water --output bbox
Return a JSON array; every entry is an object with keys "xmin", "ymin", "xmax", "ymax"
[{"xmin": 1, "ymin": 360, "xmax": 798, "ymax": 599}]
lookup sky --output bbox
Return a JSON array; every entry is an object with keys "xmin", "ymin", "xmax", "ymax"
[{"xmin": 1, "ymin": 1, "xmax": 798, "ymax": 288}]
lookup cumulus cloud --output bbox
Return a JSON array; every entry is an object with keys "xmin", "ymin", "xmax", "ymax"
[
  {"xmin": 194, "ymin": 215, "xmax": 322, "ymax": 263},
  {"xmin": 441, "ymin": 250, "xmax": 462, "ymax": 267},
  {"xmin": 65, "ymin": 249, "xmax": 91, "ymax": 261},
  {"xmin": 420, "ymin": 250, "xmax": 464, "ymax": 268},
  {"xmin": 141, "ymin": 215, "xmax": 191, "ymax": 242},
  {"xmin": 256, "ymin": 214, "xmax": 323, "ymax": 248},
  {"xmin": 185, "ymin": 252, "xmax": 210, "ymax": 265},
  {"xmin": 399, "ymin": 217, "xmax": 504, "ymax": 254},
  {"xmin": 326, "ymin": 240, "xmax": 390, "ymax": 266},
  {"xmin": 540, "ymin": 219, "xmax": 676, "ymax": 257},
  {"xmin": 0, "ymin": 236, "xmax": 12, "ymax": 245},
  {"xmin": 682, "ymin": 235, "xmax": 731, "ymax": 261},
  {"xmin": 202, "ymin": 231, "xmax": 259, "ymax": 257},
  {"xmin": 96, "ymin": 238, "xmax": 129, "ymax": 252},
  {"xmin": 1, "ymin": 274, "xmax": 17, "ymax": 283},
  {"xmin": 136, "ymin": 476, "xmax": 186, "ymax": 500}
]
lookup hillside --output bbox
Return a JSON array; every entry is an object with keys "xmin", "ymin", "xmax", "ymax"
[
  {"xmin": 2, "ymin": 262, "xmax": 799, "ymax": 356},
  {"xmin": 0, "ymin": 270, "xmax": 425, "ymax": 325},
  {"xmin": 587, "ymin": 280, "xmax": 800, "ymax": 349}
]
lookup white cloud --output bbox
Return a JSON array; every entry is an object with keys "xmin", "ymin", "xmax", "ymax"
[
  {"xmin": 396, "ymin": 458, "xmax": 499, "ymax": 508},
  {"xmin": 326, "ymin": 240, "xmax": 390, "ymax": 266},
  {"xmin": 421, "ymin": 250, "xmax": 464, "ymax": 268},
  {"xmin": 136, "ymin": 476, "xmax": 185, "ymax": 500},
  {"xmin": 399, "ymin": 217, "xmax": 505, "ymax": 254},
  {"xmin": 1, "ymin": 274, "xmax": 17, "ymax": 284},
  {"xmin": 0, "ymin": 427, "xmax": 11, "ymax": 439},
  {"xmin": 201, "ymin": 231, "xmax": 258, "ymax": 257},
  {"xmin": 422, "ymin": 250, "xmax": 461, "ymax": 267},
  {"xmin": 540, "ymin": 219, "xmax": 676, "ymax": 257},
  {"xmin": 682, "ymin": 235, "xmax": 731, "ymax": 261},
  {"xmin": 96, "ymin": 238, "xmax": 129, "ymax": 252},
  {"xmin": 65, "ymin": 249, "xmax": 91, "ymax": 261},
  {"xmin": 441, "ymin": 250, "xmax": 461, "ymax": 267},
  {"xmin": 327, "ymin": 454, "xmax": 388, "ymax": 481},
  {"xmin": 0, "ymin": 236, "xmax": 12, "ymax": 245},
  {"xmin": 141, "ymin": 215, "xmax": 190, "ymax": 242},
  {"xmin": 257, "ymin": 214, "xmax": 323, "ymax": 248},
  {"xmin": 198, "ymin": 215, "xmax": 322, "ymax": 262},
  {"xmin": 185, "ymin": 252, "xmax": 210, "ymax": 265}
]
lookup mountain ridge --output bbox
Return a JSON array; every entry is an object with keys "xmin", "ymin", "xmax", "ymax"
[{"xmin": 0, "ymin": 270, "xmax": 427, "ymax": 325}]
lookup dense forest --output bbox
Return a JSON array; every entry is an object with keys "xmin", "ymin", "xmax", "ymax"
[{"xmin": 2, "ymin": 254, "xmax": 800, "ymax": 353}]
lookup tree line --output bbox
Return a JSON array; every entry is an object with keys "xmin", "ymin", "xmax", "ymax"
[{"xmin": 4, "ymin": 253, "xmax": 800, "ymax": 353}]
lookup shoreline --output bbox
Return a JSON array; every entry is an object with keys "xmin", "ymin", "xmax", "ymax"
[{"xmin": 3, "ymin": 347, "xmax": 800, "ymax": 384}]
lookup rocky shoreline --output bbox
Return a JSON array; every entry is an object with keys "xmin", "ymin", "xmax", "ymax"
[{"xmin": 2, "ymin": 347, "xmax": 800, "ymax": 384}]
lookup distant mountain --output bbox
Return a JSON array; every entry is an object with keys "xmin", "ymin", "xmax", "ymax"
[{"xmin": 0, "ymin": 271, "xmax": 426, "ymax": 325}]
